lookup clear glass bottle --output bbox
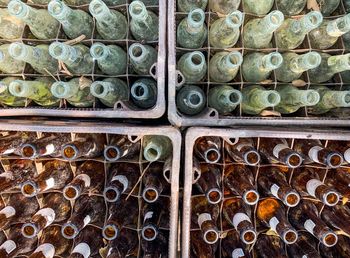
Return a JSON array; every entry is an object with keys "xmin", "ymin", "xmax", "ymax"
[
  {"xmin": 0, "ymin": 8, "xmax": 24, "ymax": 40},
  {"xmin": 177, "ymin": 0, "xmax": 208, "ymax": 12},
  {"xmin": 209, "ymin": 51, "xmax": 243, "ymax": 83},
  {"xmin": 129, "ymin": 43, "xmax": 157, "ymax": 75},
  {"xmin": 194, "ymin": 136, "xmax": 221, "ymax": 163},
  {"xmin": 225, "ymin": 138, "xmax": 261, "ymax": 166},
  {"xmin": 275, "ymin": 85, "xmax": 320, "ymax": 114},
  {"xmin": 49, "ymin": 42, "xmax": 93, "ymax": 74},
  {"xmin": 275, "ymin": 0, "xmax": 307, "ymax": 15},
  {"xmin": 255, "ymin": 234, "xmax": 288, "ymax": 258},
  {"xmin": 177, "ymin": 8, "xmax": 207, "ymax": 49},
  {"xmin": 0, "ymin": 77, "xmax": 26, "ymax": 107},
  {"xmin": 275, "ymin": 52, "xmax": 322, "ymax": 82},
  {"xmin": 0, "ymin": 44, "xmax": 24, "ymax": 74},
  {"xmin": 210, "ymin": 0, "xmax": 240, "ymax": 14},
  {"xmin": 90, "ymin": 43, "xmax": 126, "ymax": 75},
  {"xmin": 61, "ymin": 135, "xmax": 105, "ymax": 160},
  {"xmin": 208, "ymin": 85, "xmax": 242, "ymax": 115},
  {"xmin": 89, "ymin": 0, "xmax": 127, "ymax": 40},
  {"xmin": 243, "ymin": 10, "xmax": 284, "ymax": 49},
  {"xmin": 143, "ymin": 135, "xmax": 172, "ymax": 162},
  {"xmin": 275, "ymin": 11, "xmax": 323, "ymax": 50},
  {"xmin": 196, "ymin": 164, "xmax": 222, "ymax": 204},
  {"xmin": 90, "ymin": 78, "xmax": 128, "ymax": 107},
  {"xmin": 317, "ymin": 0, "xmax": 340, "ymax": 16},
  {"xmin": 142, "ymin": 163, "xmax": 168, "ymax": 203},
  {"xmin": 177, "ymin": 51, "xmax": 207, "ymax": 83},
  {"xmin": 209, "ymin": 10, "xmax": 243, "ymax": 48},
  {"xmin": 48, "ymin": 0, "xmax": 93, "ymax": 39},
  {"xmin": 243, "ymin": 0, "xmax": 274, "ymax": 15},
  {"xmin": 129, "ymin": 1, "xmax": 158, "ymax": 41},
  {"xmin": 70, "ymin": 226, "xmax": 104, "ymax": 257},
  {"xmin": 176, "ymin": 85, "xmax": 206, "ymax": 115},
  {"xmin": 242, "ymin": 52, "xmax": 283, "ymax": 82},
  {"xmin": 130, "ymin": 78, "xmax": 157, "ymax": 109},
  {"xmin": 106, "ymin": 229, "xmax": 138, "ymax": 258},
  {"xmin": 104, "ymin": 135, "xmax": 141, "ymax": 162},
  {"xmin": 242, "ymin": 85, "xmax": 281, "ymax": 115},
  {"xmin": 7, "ymin": 0, "xmax": 59, "ymax": 39}
]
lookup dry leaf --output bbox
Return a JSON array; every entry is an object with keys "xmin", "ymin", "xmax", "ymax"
[
  {"xmin": 292, "ymin": 79, "xmax": 307, "ymax": 87},
  {"xmin": 59, "ymin": 61, "xmax": 73, "ymax": 76},
  {"xmin": 335, "ymin": 230, "xmax": 350, "ymax": 237},
  {"xmin": 219, "ymin": 231, "xmax": 228, "ymax": 238},
  {"xmin": 260, "ymin": 79, "xmax": 274, "ymax": 84},
  {"xmin": 65, "ymin": 35, "xmax": 86, "ymax": 45},
  {"xmin": 342, "ymin": 197, "xmax": 349, "ymax": 205},
  {"xmin": 79, "ymin": 76, "xmax": 92, "ymax": 90},
  {"xmin": 216, "ymin": 12, "xmax": 226, "ymax": 18},
  {"xmin": 266, "ymin": 229, "xmax": 279, "ymax": 236},
  {"xmin": 99, "ymin": 246, "xmax": 108, "ymax": 258},
  {"xmin": 307, "ymin": 0, "xmax": 320, "ymax": 11},
  {"xmin": 260, "ymin": 110, "xmax": 282, "ymax": 117}
]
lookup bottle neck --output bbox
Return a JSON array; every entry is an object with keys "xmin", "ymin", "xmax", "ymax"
[
  {"xmin": 49, "ymin": 43, "xmax": 80, "ymax": 65},
  {"xmin": 186, "ymin": 8, "xmax": 205, "ymax": 33},
  {"xmin": 8, "ymin": 43, "xmax": 37, "ymax": 63},
  {"xmin": 143, "ymin": 137, "xmax": 167, "ymax": 162},
  {"xmin": 321, "ymin": 90, "xmax": 350, "ymax": 109},
  {"xmin": 63, "ymin": 174, "xmax": 91, "ymax": 200},
  {"xmin": 197, "ymin": 213, "xmax": 219, "ymax": 244},
  {"xmin": 260, "ymin": 52, "xmax": 283, "ymax": 72},
  {"xmin": 219, "ymin": 52, "xmax": 243, "ymax": 72},
  {"xmin": 62, "ymin": 141, "xmax": 93, "ymax": 160},
  {"xmin": 299, "ymin": 11, "xmax": 323, "ymax": 34},
  {"xmin": 0, "ymin": 240, "xmax": 17, "ymax": 256},
  {"xmin": 8, "ymin": 80, "xmax": 37, "ymax": 99},
  {"xmin": 0, "ymin": 206, "xmax": 15, "ymax": 228},
  {"xmin": 251, "ymin": 89, "xmax": 281, "ymax": 109},
  {"xmin": 131, "ymin": 81, "xmax": 153, "ymax": 102},
  {"xmin": 48, "ymin": 0, "xmax": 73, "ymax": 25},
  {"xmin": 259, "ymin": 10, "xmax": 284, "ymax": 34},
  {"xmin": 129, "ymin": 43, "xmax": 150, "ymax": 64},
  {"xmin": 327, "ymin": 14, "xmax": 350, "ymax": 37},
  {"xmin": 31, "ymin": 243, "xmax": 55, "ymax": 258},
  {"xmin": 184, "ymin": 51, "xmax": 205, "ymax": 73},
  {"xmin": 142, "ymin": 208, "xmax": 161, "ymax": 241},
  {"xmin": 51, "ymin": 81, "xmax": 78, "ymax": 99},
  {"xmin": 104, "ymin": 175, "xmax": 129, "ymax": 202},
  {"xmin": 217, "ymin": 88, "xmax": 242, "ymax": 109},
  {"xmin": 89, "ymin": 0, "xmax": 114, "ymax": 22},
  {"xmin": 28, "ymin": 208, "xmax": 56, "ymax": 235},
  {"xmin": 220, "ymin": 11, "xmax": 243, "ymax": 31},
  {"xmin": 90, "ymin": 81, "xmax": 117, "ymax": 101},
  {"xmin": 290, "ymin": 52, "xmax": 321, "ymax": 73},
  {"xmin": 8, "ymin": 0, "xmax": 35, "ymax": 24},
  {"xmin": 129, "ymin": 1, "xmax": 149, "ymax": 22},
  {"xmin": 90, "ymin": 43, "xmax": 110, "ymax": 61},
  {"xmin": 142, "ymin": 173, "xmax": 163, "ymax": 203},
  {"xmin": 328, "ymin": 54, "xmax": 350, "ymax": 74},
  {"xmin": 63, "ymin": 212, "xmax": 91, "ymax": 239}
]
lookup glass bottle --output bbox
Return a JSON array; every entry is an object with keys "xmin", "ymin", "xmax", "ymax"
[
  {"xmin": 130, "ymin": 78, "xmax": 157, "ymax": 109},
  {"xmin": 209, "ymin": 10, "xmax": 243, "ymax": 48},
  {"xmin": 191, "ymin": 230, "xmax": 218, "ymax": 258},
  {"xmin": 208, "ymin": 85, "xmax": 242, "ymax": 115},
  {"xmin": 321, "ymin": 205, "xmax": 350, "ymax": 236},
  {"xmin": 225, "ymin": 138, "xmax": 261, "ymax": 166},
  {"xmin": 325, "ymin": 168, "xmax": 350, "ymax": 197},
  {"xmin": 242, "ymin": 85, "xmax": 281, "ymax": 115},
  {"xmin": 90, "ymin": 78, "xmax": 129, "ymax": 108},
  {"xmin": 89, "ymin": 0, "xmax": 127, "ymax": 40},
  {"xmin": 255, "ymin": 234, "xmax": 288, "ymax": 258},
  {"xmin": 317, "ymin": 0, "xmax": 340, "ymax": 16},
  {"xmin": 8, "ymin": 42, "xmax": 59, "ymax": 74},
  {"xmin": 142, "ymin": 163, "xmax": 168, "ymax": 203},
  {"xmin": 275, "ymin": 11, "xmax": 323, "ymax": 50},
  {"xmin": 177, "ymin": 0, "xmax": 208, "ymax": 12},
  {"xmin": 0, "ymin": 44, "xmax": 24, "ymax": 74},
  {"xmin": 129, "ymin": 43, "xmax": 157, "ymax": 75},
  {"xmin": 0, "ymin": 132, "xmax": 36, "ymax": 156},
  {"xmin": 90, "ymin": 42, "xmax": 126, "ymax": 75},
  {"xmin": 194, "ymin": 136, "xmax": 221, "ymax": 164},
  {"xmin": 177, "ymin": 8, "xmax": 207, "ymax": 49},
  {"xmin": 209, "ymin": 51, "xmax": 243, "ymax": 83},
  {"xmin": 196, "ymin": 164, "xmax": 222, "ymax": 204},
  {"xmin": 104, "ymin": 135, "xmax": 141, "ymax": 162},
  {"xmin": 106, "ymin": 229, "xmax": 138, "ymax": 258},
  {"xmin": 275, "ymin": 0, "xmax": 307, "ymax": 16},
  {"xmin": 70, "ymin": 226, "xmax": 104, "ymax": 257},
  {"xmin": 177, "ymin": 51, "xmax": 207, "ymax": 83},
  {"xmin": 48, "ymin": 0, "xmax": 93, "ymax": 39},
  {"xmin": 221, "ymin": 230, "xmax": 251, "ymax": 258},
  {"xmin": 242, "ymin": 0, "xmax": 273, "ymax": 15},
  {"xmin": 129, "ymin": 1, "xmax": 158, "ymax": 41},
  {"xmin": 143, "ymin": 135, "xmax": 172, "ymax": 162},
  {"xmin": 243, "ymin": 10, "xmax": 284, "ymax": 49},
  {"xmin": 0, "ymin": 8, "xmax": 24, "ymax": 40},
  {"xmin": 102, "ymin": 0, "xmax": 125, "ymax": 5},
  {"xmin": 0, "ymin": 77, "xmax": 26, "ymax": 107},
  {"xmin": 287, "ymin": 232, "xmax": 321, "ymax": 258},
  {"xmin": 141, "ymin": 201, "xmax": 166, "ymax": 242},
  {"xmin": 49, "ymin": 42, "xmax": 93, "ymax": 74},
  {"xmin": 257, "ymin": 198, "xmax": 298, "ymax": 244},
  {"xmin": 242, "ymin": 52, "xmax": 283, "ymax": 82},
  {"xmin": 7, "ymin": 0, "xmax": 59, "ymax": 39},
  {"xmin": 320, "ymin": 234, "xmax": 350, "ymax": 258},
  {"xmin": 176, "ymin": 85, "xmax": 206, "ymax": 116},
  {"xmin": 210, "ymin": 0, "xmax": 240, "ymax": 14},
  {"xmin": 141, "ymin": 231, "xmax": 168, "ymax": 258}
]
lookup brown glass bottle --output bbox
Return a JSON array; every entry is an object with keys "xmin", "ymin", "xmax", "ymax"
[
  {"xmin": 104, "ymin": 135, "xmax": 141, "ymax": 162},
  {"xmin": 21, "ymin": 192, "xmax": 71, "ymax": 239},
  {"xmin": 223, "ymin": 198, "xmax": 257, "ymax": 245},
  {"xmin": 224, "ymin": 164, "xmax": 259, "ymax": 205},
  {"xmin": 62, "ymin": 195, "xmax": 106, "ymax": 239},
  {"xmin": 292, "ymin": 167, "xmax": 340, "ymax": 206},
  {"xmin": 327, "ymin": 140, "xmax": 350, "ymax": 164},
  {"xmin": 325, "ymin": 168, "xmax": 350, "ymax": 198},
  {"xmin": 142, "ymin": 162, "xmax": 168, "ymax": 203},
  {"xmin": 106, "ymin": 229, "xmax": 138, "ymax": 258},
  {"xmin": 286, "ymin": 231, "xmax": 321, "ymax": 258},
  {"xmin": 191, "ymin": 230, "xmax": 218, "ymax": 258},
  {"xmin": 194, "ymin": 136, "xmax": 222, "ymax": 164},
  {"xmin": 221, "ymin": 230, "xmax": 251, "ymax": 258},
  {"xmin": 141, "ymin": 231, "xmax": 168, "ymax": 258},
  {"xmin": 320, "ymin": 234, "xmax": 350, "ymax": 258},
  {"xmin": 141, "ymin": 200, "xmax": 167, "ymax": 242},
  {"xmin": 258, "ymin": 166, "xmax": 300, "ymax": 207},
  {"xmin": 255, "ymin": 234, "xmax": 288, "ymax": 258},
  {"xmin": 104, "ymin": 162, "xmax": 139, "ymax": 202},
  {"xmin": 321, "ymin": 205, "xmax": 350, "ymax": 236},
  {"xmin": 196, "ymin": 164, "xmax": 223, "ymax": 204},
  {"xmin": 225, "ymin": 138, "xmax": 261, "ymax": 166},
  {"xmin": 0, "ymin": 131, "xmax": 36, "ymax": 156},
  {"xmin": 0, "ymin": 230, "xmax": 6, "ymax": 246},
  {"xmin": 289, "ymin": 200, "xmax": 338, "ymax": 247},
  {"xmin": 257, "ymin": 198, "xmax": 298, "ymax": 244},
  {"xmin": 63, "ymin": 161, "xmax": 105, "ymax": 200},
  {"xmin": 21, "ymin": 160, "xmax": 73, "ymax": 197}
]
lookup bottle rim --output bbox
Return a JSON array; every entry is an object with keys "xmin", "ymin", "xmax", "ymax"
[
  {"xmin": 226, "ymin": 10, "xmax": 243, "ymax": 28},
  {"xmin": 303, "ymin": 11, "xmax": 323, "ymax": 30},
  {"xmin": 102, "ymin": 224, "xmax": 119, "ymax": 240},
  {"xmin": 204, "ymin": 147, "xmax": 221, "ymax": 163},
  {"xmin": 205, "ymin": 188, "xmax": 223, "ymax": 204},
  {"xmin": 89, "ymin": 0, "xmax": 108, "ymax": 18},
  {"xmin": 243, "ymin": 190, "xmax": 260, "ymax": 205},
  {"xmin": 63, "ymin": 184, "xmax": 81, "ymax": 201},
  {"xmin": 302, "ymin": 90, "xmax": 320, "ymax": 106},
  {"xmin": 131, "ymin": 81, "xmax": 150, "ymax": 101},
  {"xmin": 284, "ymin": 191, "xmax": 301, "ymax": 207},
  {"xmin": 90, "ymin": 42, "xmax": 109, "ymax": 60},
  {"xmin": 20, "ymin": 143, "xmax": 38, "ymax": 158},
  {"xmin": 48, "ymin": 0, "xmax": 68, "ymax": 20},
  {"xmin": 142, "ymin": 186, "xmax": 160, "ymax": 203},
  {"xmin": 285, "ymin": 152, "xmax": 303, "ymax": 168},
  {"xmin": 188, "ymin": 8, "xmax": 205, "ymax": 28},
  {"xmin": 8, "ymin": 43, "xmax": 27, "ymax": 59},
  {"xmin": 241, "ymin": 229, "xmax": 257, "ymax": 245},
  {"xmin": 8, "ymin": 0, "xmax": 29, "ymax": 18},
  {"xmin": 282, "ymin": 229, "xmax": 298, "ymax": 244},
  {"xmin": 323, "ymin": 190, "xmax": 340, "ymax": 206},
  {"xmin": 243, "ymin": 149, "xmax": 261, "ymax": 166},
  {"xmin": 303, "ymin": 52, "xmax": 322, "ymax": 70},
  {"xmin": 51, "ymin": 81, "xmax": 70, "ymax": 99},
  {"xmin": 141, "ymin": 224, "xmax": 158, "ymax": 241},
  {"xmin": 103, "ymin": 146, "xmax": 122, "ymax": 162},
  {"xmin": 143, "ymin": 142, "xmax": 162, "ymax": 162},
  {"xmin": 203, "ymin": 229, "xmax": 219, "ymax": 244},
  {"xmin": 61, "ymin": 143, "xmax": 79, "ymax": 161},
  {"xmin": 321, "ymin": 231, "xmax": 338, "ymax": 247},
  {"xmin": 326, "ymin": 152, "xmax": 344, "ymax": 168},
  {"xmin": 21, "ymin": 223, "xmax": 39, "ymax": 238},
  {"xmin": 103, "ymin": 186, "xmax": 120, "ymax": 203},
  {"xmin": 20, "ymin": 180, "xmax": 38, "ymax": 197},
  {"xmin": 129, "ymin": 0, "xmax": 147, "ymax": 20},
  {"xmin": 61, "ymin": 222, "xmax": 79, "ymax": 239},
  {"xmin": 266, "ymin": 10, "xmax": 284, "ymax": 29},
  {"xmin": 49, "ymin": 42, "xmax": 69, "ymax": 61}
]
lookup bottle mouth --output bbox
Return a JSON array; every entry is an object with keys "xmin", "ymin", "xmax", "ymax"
[
  {"xmin": 143, "ymin": 143, "xmax": 161, "ymax": 162},
  {"xmin": 49, "ymin": 42, "xmax": 68, "ymax": 60},
  {"xmin": 51, "ymin": 81, "xmax": 70, "ymax": 98},
  {"xmin": 141, "ymin": 225, "xmax": 158, "ymax": 241},
  {"xmin": 226, "ymin": 10, "xmax": 243, "ymax": 28},
  {"xmin": 189, "ymin": 51, "xmax": 205, "ymax": 69},
  {"xmin": 104, "ymin": 146, "xmax": 122, "ymax": 161},
  {"xmin": 267, "ymin": 10, "xmax": 284, "ymax": 28},
  {"xmin": 131, "ymin": 82, "xmax": 149, "ymax": 101},
  {"xmin": 241, "ymin": 229, "xmax": 257, "ymax": 245},
  {"xmin": 322, "ymin": 232, "xmax": 338, "ymax": 247},
  {"xmin": 129, "ymin": 43, "xmax": 146, "ymax": 62},
  {"xmin": 21, "ymin": 181, "xmax": 38, "ymax": 197},
  {"xmin": 243, "ymin": 190, "xmax": 259, "ymax": 205},
  {"xmin": 90, "ymin": 43, "xmax": 108, "ymax": 60},
  {"xmin": 103, "ymin": 186, "xmax": 120, "ymax": 203},
  {"xmin": 20, "ymin": 143, "xmax": 38, "ymax": 158},
  {"xmin": 61, "ymin": 223, "xmax": 79, "ymax": 239},
  {"xmin": 303, "ymin": 90, "xmax": 320, "ymax": 106},
  {"xmin": 89, "ymin": 0, "xmax": 107, "ymax": 18},
  {"xmin": 264, "ymin": 90, "xmax": 281, "ymax": 107},
  {"xmin": 266, "ymin": 52, "xmax": 283, "ymax": 69},
  {"xmin": 129, "ymin": 1, "xmax": 147, "ymax": 20},
  {"xmin": 63, "ymin": 185, "xmax": 80, "ymax": 201},
  {"xmin": 304, "ymin": 11, "xmax": 323, "ymax": 30},
  {"xmin": 188, "ymin": 8, "xmax": 205, "ymax": 28},
  {"xmin": 102, "ymin": 224, "xmax": 119, "ymax": 240},
  {"xmin": 285, "ymin": 152, "xmax": 303, "ymax": 168},
  {"xmin": 341, "ymin": 91, "xmax": 350, "ymax": 107},
  {"xmin": 204, "ymin": 148, "xmax": 221, "ymax": 163},
  {"xmin": 8, "ymin": 0, "xmax": 29, "ymax": 18},
  {"xmin": 8, "ymin": 43, "xmax": 27, "ymax": 60},
  {"xmin": 205, "ymin": 188, "xmax": 223, "ymax": 204},
  {"xmin": 61, "ymin": 144, "xmax": 78, "ymax": 160},
  {"xmin": 323, "ymin": 191, "xmax": 340, "ymax": 206},
  {"xmin": 185, "ymin": 90, "xmax": 204, "ymax": 109},
  {"xmin": 90, "ymin": 81, "xmax": 110, "ymax": 98},
  {"xmin": 226, "ymin": 89, "xmax": 242, "ymax": 106},
  {"xmin": 203, "ymin": 229, "xmax": 219, "ymax": 244},
  {"xmin": 283, "ymin": 229, "xmax": 298, "ymax": 245},
  {"xmin": 48, "ymin": 0, "xmax": 67, "ymax": 20},
  {"xmin": 326, "ymin": 152, "xmax": 344, "ymax": 168},
  {"xmin": 284, "ymin": 191, "xmax": 301, "ymax": 207},
  {"xmin": 226, "ymin": 51, "xmax": 243, "ymax": 69},
  {"xmin": 142, "ymin": 187, "xmax": 160, "ymax": 203},
  {"xmin": 243, "ymin": 150, "xmax": 261, "ymax": 166},
  {"xmin": 21, "ymin": 223, "xmax": 39, "ymax": 238},
  {"xmin": 303, "ymin": 52, "xmax": 322, "ymax": 69}
]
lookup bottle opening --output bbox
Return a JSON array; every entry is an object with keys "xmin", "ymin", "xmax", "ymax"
[
  {"xmin": 244, "ymin": 150, "xmax": 260, "ymax": 166},
  {"xmin": 144, "ymin": 145, "xmax": 160, "ymax": 162},
  {"xmin": 130, "ymin": 44, "xmax": 144, "ymax": 60},
  {"xmin": 129, "ymin": 1, "xmax": 147, "ymax": 20},
  {"xmin": 206, "ymin": 188, "xmax": 222, "ymax": 204},
  {"xmin": 104, "ymin": 187, "xmax": 120, "ymax": 202},
  {"xmin": 242, "ymin": 229, "xmax": 257, "ymax": 245},
  {"xmin": 48, "ymin": 0, "xmax": 66, "ymax": 18},
  {"xmin": 305, "ymin": 11, "xmax": 323, "ymax": 29},
  {"xmin": 62, "ymin": 224, "xmax": 78, "ymax": 239},
  {"xmin": 286, "ymin": 153, "xmax": 303, "ymax": 168},
  {"xmin": 49, "ymin": 43, "xmax": 68, "ymax": 60},
  {"xmin": 142, "ymin": 225, "xmax": 158, "ymax": 241},
  {"xmin": 91, "ymin": 82, "xmax": 108, "ymax": 98},
  {"xmin": 51, "ymin": 82, "xmax": 68, "ymax": 98},
  {"xmin": 268, "ymin": 11, "xmax": 284, "ymax": 27},
  {"xmin": 21, "ymin": 144, "xmax": 36, "ymax": 158},
  {"xmin": 91, "ymin": 43, "xmax": 106, "ymax": 60},
  {"xmin": 324, "ymin": 191, "xmax": 339, "ymax": 206},
  {"xmin": 189, "ymin": 9, "xmax": 205, "ymax": 27},
  {"xmin": 8, "ymin": 0, "xmax": 28, "ymax": 18},
  {"xmin": 305, "ymin": 90, "xmax": 320, "ymax": 106},
  {"xmin": 266, "ymin": 91, "xmax": 280, "ymax": 106},
  {"xmin": 143, "ymin": 187, "xmax": 159, "ymax": 203},
  {"xmin": 102, "ymin": 224, "xmax": 118, "ymax": 240},
  {"xmin": 63, "ymin": 185, "xmax": 79, "ymax": 200},
  {"xmin": 323, "ymin": 232, "xmax": 338, "ymax": 247},
  {"xmin": 62, "ymin": 145, "xmax": 78, "ymax": 160},
  {"xmin": 190, "ymin": 52, "xmax": 204, "ymax": 67},
  {"xmin": 305, "ymin": 52, "xmax": 321, "ymax": 69},
  {"xmin": 21, "ymin": 181, "xmax": 37, "ymax": 197},
  {"xmin": 285, "ymin": 192, "xmax": 300, "ymax": 207},
  {"xmin": 203, "ymin": 229, "xmax": 219, "ymax": 244},
  {"xmin": 243, "ymin": 190, "xmax": 259, "ymax": 205},
  {"xmin": 227, "ymin": 52, "xmax": 243, "ymax": 68},
  {"xmin": 205, "ymin": 148, "xmax": 221, "ymax": 163},
  {"xmin": 9, "ymin": 43, "xmax": 24, "ymax": 59},
  {"xmin": 228, "ymin": 91, "xmax": 242, "ymax": 105},
  {"xmin": 131, "ymin": 82, "xmax": 149, "ymax": 101},
  {"xmin": 104, "ymin": 146, "xmax": 121, "ymax": 161},
  {"xmin": 327, "ymin": 152, "xmax": 343, "ymax": 168},
  {"xmin": 226, "ymin": 11, "xmax": 243, "ymax": 28},
  {"xmin": 283, "ymin": 229, "xmax": 298, "ymax": 244},
  {"xmin": 268, "ymin": 53, "xmax": 283, "ymax": 69},
  {"xmin": 21, "ymin": 223, "xmax": 38, "ymax": 238},
  {"xmin": 89, "ymin": 0, "xmax": 105, "ymax": 16},
  {"xmin": 342, "ymin": 92, "xmax": 350, "ymax": 106}
]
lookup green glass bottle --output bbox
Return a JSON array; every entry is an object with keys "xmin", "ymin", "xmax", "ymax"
[
  {"xmin": 243, "ymin": 10, "xmax": 284, "ymax": 49},
  {"xmin": 308, "ymin": 53, "xmax": 350, "ymax": 83},
  {"xmin": 0, "ymin": 77, "xmax": 26, "ymax": 106},
  {"xmin": 177, "ymin": 51, "xmax": 207, "ymax": 83},
  {"xmin": 7, "ymin": 0, "xmax": 59, "ymax": 39},
  {"xmin": 51, "ymin": 78, "xmax": 94, "ymax": 107},
  {"xmin": 176, "ymin": 85, "xmax": 206, "ymax": 115},
  {"xmin": 103, "ymin": 0, "xmax": 125, "ymax": 5},
  {"xmin": 275, "ymin": 0, "xmax": 307, "ymax": 16},
  {"xmin": 242, "ymin": 52, "xmax": 283, "ymax": 82},
  {"xmin": 177, "ymin": 8, "xmax": 207, "ymax": 49},
  {"xmin": 0, "ymin": 44, "xmax": 25, "ymax": 74},
  {"xmin": 0, "ymin": 8, "xmax": 24, "ymax": 40},
  {"xmin": 89, "ymin": 0, "xmax": 127, "ymax": 40},
  {"xmin": 48, "ymin": 0, "xmax": 93, "ymax": 39},
  {"xmin": 143, "ymin": 135, "xmax": 172, "ymax": 162},
  {"xmin": 90, "ymin": 78, "xmax": 128, "ymax": 107},
  {"xmin": 275, "ymin": 52, "xmax": 321, "ymax": 83},
  {"xmin": 208, "ymin": 85, "xmax": 242, "ymax": 114},
  {"xmin": 49, "ymin": 42, "xmax": 93, "ymax": 74},
  {"xmin": 209, "ymin": 0, "xmax": 240, "ymax": 14},
  {"xmin": 242, "ymin": 85, "xmax": 281, "ymax": 115},
  {"xmin": 64, "ymin": 0, "xmax": 91, "ymax": 5},
  {"xmin": 9, "ymin": 78, "xmax": 59, "ymax": 107},
  {"xmin": 343, "ymin": 31, "xmax": 350, "ymax": 50},
  {"xmin": 177, "ymin": 0, "xmax": 207, "ymax": 12},
  {"xmin": 130, "ymin": 78, "xmax": 157, "ymax": 109},
  {"xmin": 138, "ymin": 0, "xmax": 158, "ymax": 5},
  {"xmin": 209, "ymin": 51, "xmax": 243, "ymax": 83},
  {"xmin": 90, "ymin": 43, "xmax": 126, "ymax": 75},
  {"xmin": 316, "ymin": 0, "xmax": 340, "ymax": 16},
  {"xmin": 209, "ymin": 10, "xmax": 243, "ymax": 48},
  {"xmin": 129, "ymin": 43, "xmax": 157, "ymax": 75},
  {"xmin": 243, "ymin": 0, "xmax": 274, "ymax": 15},
  {"xmin": 275, "ymin": 85, "xmax": 320, "ymax": 114},
  {"xmin": 8, "ymin": 42, "xmax": 58, "ymax": 75},
  {"xmin": 309, "ymin": 14, "xmax": 350, "ymax": 50},
  {"xmin": 129, "ymin": 1, "xmax": 158, "ymax": 41},
  {"xmin": 275, "ymin": 11, "xmax": 323, "ymax": 50}
]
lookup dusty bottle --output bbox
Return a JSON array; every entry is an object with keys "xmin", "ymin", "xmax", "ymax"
[
  {"xmin": 316, "ymin": 0, "xmax": 340, "ymax": 16},
  {"xmin": 208, "ymin": 85, "xmax": 242, "ymax": 115},
  {"xmin": 242, "ymin": 52, "xmax": 283, "ymax": 82},
  {"xmin": 258, "ymin": 166, "xmax": 301, "ymax": 207},
  {"xmin": 7, "ymin": 0, "xmax": 59, "ymax": 39},
  {"xmin": 242, "ymin": 85, "xmax": 281, "ymax": 115},
  {"xmin": 210, "ymin": 0, "xmax": 240, "ymax": 14},
  {"xmin": 327, "ymin": 141, "xmax": 350, "ymax": 164},
  {"xmin": 106, "ymin": 229, "xmax": 138, "ymax": 258},
  {"xmin": 90, "ymin": 43, "xmax": 126, "ymax": 75},
  {"xmin": 325, "ymin": 168, "xmax": 350, "ymax": 197},
  {"xmin": 257, "ymin": 198, "xmax": 298, "ymax": 244},
  {"xmin": 70, "ymin": 226, "xmax": 104, "ymax": 257},
  {"xmin": 223, "ymin": 198, "xmax": 257, "ymax": 245},
  {"xmin": 141, "ymin": 231, "xmax": 168, "ymax": 258},
  {"xmin": 130, "ymin": 78, "xmax": 157, "ymax": 109},
  {"xmin": 104, "ymin": 135, "xmax": 141, "ymax": 162},
  {"xmin": 242, "ymin": 0, "xmax": 273, "ymax": 15},
  {"xmin": 209, "ymin": 51, "xmax": 243, "ymax": 83},
  {"xmin": 321, "ymin": 205, "xmax": 350, "ymax": 236},
  {"xmin": 129, "ymin": 1, "xmax": 158, "ymax": 41},
  {"xmin": 194, "ymin": 136, "xmax": 221, "ymax": 164},
  {"xmin": 21, "ymin": 161, "xmax": 72, "ymax": 197},
  {"xmin": 0, "ymin": 231, "xmax": 5, "ymax": 247},
  {"xmin": 221, "ymin": 230, "xmax": 251, "ymax": 258},
  {"xmin": 0, "ymin": 77, "xmax": 26, "ymax": 107},
  {"xmin": 129, "ymin": 43, "xmax": 157, "ymax": 75},
  {"xmin": 225, "ymin": 138, "xmax": 261, "ymax": 166},
  {"xmin": 0, "ymin": 132, "xmax": 36, "ymax": 156},
  {"xmin": 287, "ymin": 232, "xmax": 321, "ymax": 258},
  {"xmin": 177, "ymin": 0, "xmax": 208, "ymax": 12},
  {"xmin": 143, "ymin": 135, "xmax": 172, "ymax": 162},
  {"xmin": 0, "ymin": 44, "xmax": 24, "ymax": 74},
  {"xmin": 89, "ymin": 0, "xmax": 127, "ymax": 40},
  {"xmin": 0, "ymin": 8, "xmax": 24, "ymax": 40},
  {"xmin": 178, "ymin": 51, "xmax": 207, "ymax": 83},
  {"xmin": 176, "ymin": 85, "xmax": 206, "ymax": 115},
  {"xmin": 91, "ymin": 78, "xmax": 129, "ymax": 108},
  {"xmin": 255, "ymin": 234, "xmax": 288, "ymax": 258},
  {"xmin": 275, "ymin": 52, "xmax": 322, "ymax": 82},
  {"xmin": 141, "ymin": 201, "xmax": 166, "ymax": 242},
  {"xmin": 8, "ymin": 42, "xmax": 58, "ymax": 74},
  {"xmin": 224, "ymin": 164, "xmax": 260, "ymax": 205},
  {"xmin": 63, "ymin": 161, "xmax": 105, "ymax": 200},
  {"xmin": 320, "ymin": 234, "xmax": 350, "ymax": 258},
  {"xmin": 48, "ymin": 0, "xmax": 93, "ymax": 39},
  {"xmin": 243, "ymin": 10, "xmax": 284, "ymax": 49},
  {"xmin": 177, "ymin": 8, "xmax": 207, "ymax": 49},
  {"xmin": 275, "ymin": 0, "xmax": 307, "ymax": 15},
  {"xmin": 191, "ymin": 231, "xmax": 218, "ymax": 258},
  {"xmin": 196, "ymin": 164, "xmax": 223, "ymax": 204},
  {"xmin": 209, "ymin": 10, "xmax": 243, "ymax": 48},
  {"xmin": 143, "ymin": 163, "xmax": 168, "ymax": 203}
]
